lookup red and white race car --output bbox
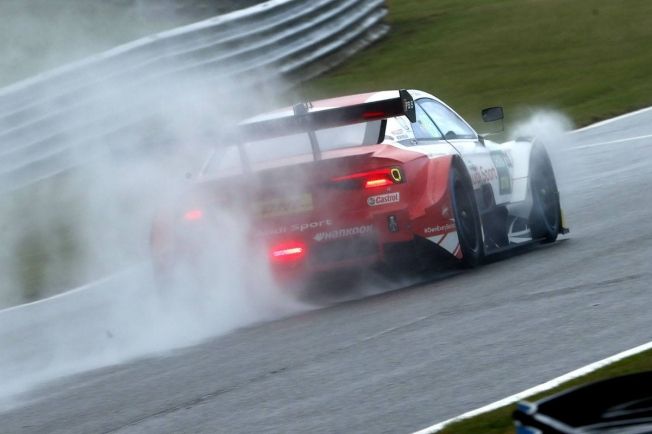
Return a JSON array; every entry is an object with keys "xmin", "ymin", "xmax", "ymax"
[{"xmin": 151, "ymin": 89, "xmax": 567, "ymax": 286}]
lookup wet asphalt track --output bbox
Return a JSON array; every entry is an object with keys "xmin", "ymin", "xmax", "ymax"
[{"xmin": 2, "ymin": 109, "xmax": 652, "ymax": 433}]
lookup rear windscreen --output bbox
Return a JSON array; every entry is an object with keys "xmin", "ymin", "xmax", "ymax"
[{"xmin": 202, "ymin": 121, "xmax": 383, "ymax": 176}]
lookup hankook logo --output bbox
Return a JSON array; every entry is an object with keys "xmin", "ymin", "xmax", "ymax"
[{"xmin": 314, "ymin": 225, "xmax": 373, "ymax": 242}]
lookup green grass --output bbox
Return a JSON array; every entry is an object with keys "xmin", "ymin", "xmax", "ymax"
[
  {"xmin": 438, "ymin": 348, "xmax": 652, "ymax": 434},
  {"xmin": 305, "ymin": 0, "xmax": 652, "ymax": 128}
]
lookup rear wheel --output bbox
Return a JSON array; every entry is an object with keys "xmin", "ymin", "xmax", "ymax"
[
  {"xmin": 529, "ymin": 146, "xmax": 561, "ymax": 243},
  {"xmin": 450, "ymin": 164, "xmax": 483, "ymax": 267}
]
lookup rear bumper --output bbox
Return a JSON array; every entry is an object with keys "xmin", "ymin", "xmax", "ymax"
[
  {"xmin": 152, "ymin": 190, "xmax": 459, "ymax": 285},
  {"xmin": 264, "ymin": 207, "xmax": 419, "ymax": 279}
]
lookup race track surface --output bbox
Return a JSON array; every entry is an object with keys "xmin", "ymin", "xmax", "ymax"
[{"xmin": 2, "ymin": 109, "xmax": 652, "ymax": 433}]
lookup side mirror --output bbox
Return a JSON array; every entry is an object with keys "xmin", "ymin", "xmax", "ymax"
[{"xmin": 481, "ymin": 106, "xmax": 504, "ymax": 122}]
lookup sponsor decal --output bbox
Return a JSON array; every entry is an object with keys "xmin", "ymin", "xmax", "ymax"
[
  {"xmin": 469, "ymin": 165, "xmax": 498, "ymax": 187},
  {"xmin": 290, "ymin": 219, "xmax": 332, "ymax": 232},
  {"xmin": 403, "ymin": 98, "xmax": 415, "ymax": 113},
  {"xmin": 257, "ymin": 219, "xmax": 332, "ymax": 236},
  {"xmin": 490, "ymin": 151, "xmax": 513, "ymax": 195},
  {"xmin": 367, "ymin": 192, "xmax": 400, "ymax": 207},
  {"xmin": 259, "ymin": 226, "xmax": 288, "ymax": 236},
  {"xmin": 255, "ymin": 193, "xmax": 313, "ymax": 218},
  {"xmin": 395, "ymin": 117, "xmax": 416, "ymax": 140},
  {"xmin": 314, "ymin": 224, "xmax": 373, "ymax": 242},
  {"xmin": 424, "ymin": 223, "xmax": 456, "ymax": 234},
  {"xmin": 388, "ymin": 215, "xmax": 399, "ymax": 233},
  {"xmin": 386, "ymin": 131, "xmax": 407, "ymax": 142}
]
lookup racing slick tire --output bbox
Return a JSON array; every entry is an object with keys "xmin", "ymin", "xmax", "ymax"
[
  {"xmin": 529, "ymin": 145, "xmax": 561, "ymax": 243},
  {"xmin": 450, "ymin": 162, "xmax": 484, "ymax": 267}
]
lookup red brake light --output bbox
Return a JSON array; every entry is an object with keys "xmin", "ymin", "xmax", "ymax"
[
  {"xmin": 270, "ymin": 241, "xmax": 307, "ymax": 264},
  {"xmin": 183, "ymin": 209, "xmax": 203, "ymax": 221},
  {"xmin": 362, "ymin": 111, "xmax": 386, "ymax": 119},
  {"xmin": 364, "ymin": 177, "xmax": 394, "ymax": 188},
  {"xmin": 331, "ymin": 167, "xmax": 404, "ymax": 189}
]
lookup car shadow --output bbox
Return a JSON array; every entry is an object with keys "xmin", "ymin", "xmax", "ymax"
[{"xmin": 301, "ymin": 237, "xmax": 571, "ymax": 306}]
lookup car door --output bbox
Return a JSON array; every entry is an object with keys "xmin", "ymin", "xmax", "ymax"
[{"xmin": 418, "ymin": 98, "xmax": 513, "ymax": 206}]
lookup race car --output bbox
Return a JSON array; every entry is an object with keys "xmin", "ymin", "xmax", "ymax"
[{"xmin": 150, "ymin": 89, "xmax": 567, "ymax": 286}]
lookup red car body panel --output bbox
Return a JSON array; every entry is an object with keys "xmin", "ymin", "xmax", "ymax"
[{"xmin": 151, "ymin": 89, "xmax": 565, "ymax": 285}]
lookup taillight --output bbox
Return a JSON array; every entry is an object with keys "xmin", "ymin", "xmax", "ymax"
[
  {"xmin": 270, "ymin": 241, "xmax": 307, "ymax": 264},
  {"xmin": 364, "ymin": 176, "xmax": 394, "ymax": 188},
  {"xmin": 331, "ymin": 167, "xmax": 404, "ymax": 189},
  {"xmin": 183, "ymin": 209, "xmax": 204, "ymax": 221}
]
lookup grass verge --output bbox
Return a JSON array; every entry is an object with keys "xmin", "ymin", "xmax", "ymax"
[
  {"xmin": 437, "ymin": 347, "xmax": 652, "ymax": 434},
  {"xmin": 305, "ymin": 0, "xmax": 652, "ymax": 128}
]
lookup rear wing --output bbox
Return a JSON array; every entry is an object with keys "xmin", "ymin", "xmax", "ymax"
[{"xmin": 238, "ymin": 89, "xmax": 417, "ymax": 161}]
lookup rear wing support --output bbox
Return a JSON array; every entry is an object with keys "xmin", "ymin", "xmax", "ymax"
[{"xmin": 293, "ymin": 101, "xmax": 322, "ymax": 161}]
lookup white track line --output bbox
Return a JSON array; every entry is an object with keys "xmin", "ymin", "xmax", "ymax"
[
  {"xmin": 570, "ymin": 106, "xmax": 652, "ymax": 133},
  {"xmin": 569, "ymin": 133, "xmax": 652, "ymax": 150},
  {"xmin": 0, "ymin": 276, "xmax": 114, "ymax": 314},
  {"xmin": 0, "ymin": 265, "xmax": 142, "ymax": 315},
  {"xmin": 411, "ymin": 340, "xmax": 652, "ymax": 434}
]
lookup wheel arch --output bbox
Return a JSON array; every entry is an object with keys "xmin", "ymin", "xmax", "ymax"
[
  {"xmin": 448, "ymin": 155, "xmax": 485, "ymax": 265},
  {"xmin": 498, "ymin": 137, "xmax": 537, "ymax": 203}
]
